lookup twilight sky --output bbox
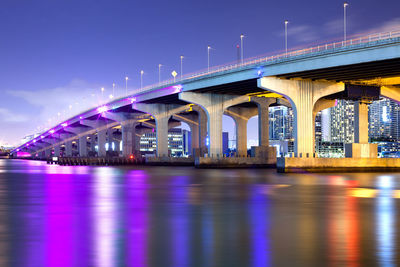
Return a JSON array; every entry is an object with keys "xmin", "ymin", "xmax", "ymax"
[{"xmin": 0, "ymin": 0, "xmax": 399, "ymax": 146}]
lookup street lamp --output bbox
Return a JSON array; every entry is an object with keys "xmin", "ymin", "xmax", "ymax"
[
  {"xmin": 207, "ymin": 45, "xmax": 211, "ymax": 72},
  {"xmin": 285, "ymin": 20, "xmax": 289, "ymax": 56},
  {"xmin": 112, "ymin": 83, "xmax": 115, "ymax": 97},
  {"xmin": 180, "ymin": 55, "xmax": 184, "ymax": 80},
  {"xmin": 125, "ymin": 76, "xmax": 128, "ymax": 95},
  {"xmin": 140, "ymin": 70, "xmax": 144, "ymax": 90},
  {"xmin": 240, "ymin": 34, "xmax": 244, "ymax": 64},
  {"xmin": 158, "ymin": 64, "xmax": 162, "ymax": 84},
  {"xmin": 344, "ymin": 2, "xmax": 349, "ymax": 42},
  {"xmin": 101, "ymin": 87, "xmax": 105, "ymax": 102}
]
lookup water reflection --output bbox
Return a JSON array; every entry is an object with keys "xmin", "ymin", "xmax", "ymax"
[
  {"xmin": 46, "ymin": 172, "xmax": 73, "ymax": 266},
  {"xmin": 126, "ymin": 170, "xmax": 149, "ymax": 267},
  {"xmin": 93, "ymin": 167, "xmax": 119, "ymax": 267},
  {"xmin": 1, "ymin": 160, "xmax": 400, "ymax": 266},
  {"xmin": 376, "ymin": 175, "xmax": 396, "ymax": 266}
]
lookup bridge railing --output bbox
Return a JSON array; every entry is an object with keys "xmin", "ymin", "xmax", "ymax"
[{"xmin": 128, "ymin": 29, "xmax": 400, "ymax": 97}]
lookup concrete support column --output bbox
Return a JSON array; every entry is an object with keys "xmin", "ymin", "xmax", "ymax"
[
  {"xmin": 179, "ymin": 92, "xmax": 247, "ymax": 157},
  {"xmin": 65, "ymin": 140, "xmax": 73, "ymax": 157},
  {"xmin": 172, "ymin": 113, "xmax": 200, "ymax": 155},
  {"xmin": 192, "ymin": 106, "xmax": 208, "ymax": 155},
  {"xmin": 122, "ymin": 124, "xmax": 135, "ymax": 157},
  {"xmin": 90, "ymin": 134, "xmax": 96, "ymax": 154},
  {"xmin": 345, "ymin": 101, "xmax": 377, "ymax": 158},
  {"xmin": 45, "ymin": 148, "xmax": 51, "ymax": 158},
  {"xmin": 236, "ymin": 118, "xmax": 248, "ymax": 156},
  {"xmin": 354, "ymin": 101, "xmax": 369, "ymax": 143},
  {"xmin": 258, "ymin": 77, "xmax": 345, "ymax": 156},
  {"xmin": 78, "ymin": 136, "xmax": 88, "ymax": 157},
  {"xmin": 97, "ymin": 130, "xmax": 107, "ymax": 157},
  {"xmin": 156, "ymin": 116, "xmax": 169, "ymax": 157},
  {"xmin": 134, "ymin": 103, "xmax": 190, "ymax": 157},
  {"xmin": 54, "ymin": 145, "xmax": 61, "ymax": 157},
  {"xmin": 224, "ymin": 106, "xmax": 258, "ymax": 157},
  {"xmin": 251, "ymin": 97, "xmax": 276, "ymax": 147}
]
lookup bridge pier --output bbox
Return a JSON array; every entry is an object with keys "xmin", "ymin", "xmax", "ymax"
[
  {"xmin": 258, "ymin": 77, "xmax": 345, "ymax": 157},
  {"xmin": 134, "ymin": 103, "xmax": 189, "ymax": 157},
  {"xmin": 224, "ymin": 106, "xmax": 258, "ymax": 156},
  {"xmin": 345, "ymin": 101, "xmax": 377, "ymax": 158},
  {"xmin": 179, "ymin": 92, "xmax": 247, "ymax": 157}
]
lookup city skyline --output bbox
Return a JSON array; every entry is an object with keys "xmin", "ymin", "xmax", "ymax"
[{"xmin": 1, "ymin": 0, "xmax": 400, "ymax": 145}]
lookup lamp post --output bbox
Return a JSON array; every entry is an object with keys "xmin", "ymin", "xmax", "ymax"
[
  {"xmin": 207, "ymin": 45, "xmax": 211, "ymax": 72},
  {"xmin": 112, "ymin": 83, "xmax": 115, "ymax": 97},
  {"xmin": 344, "ymin": 2, "xmax": 349, "ymax": 42},
  {"xmin": 180, "ymin": 55, "xmax": 184, "ymax": 80},
  {"xmin": 101, "ymin": 87, "xmax": 105, "ymax": 103},
  {"xmin": 140, "ymin": 70, "xmax": 144, "ymax": 90},
  {"xmin": 240, "ymin": 34, "xmax": 244, "ymax": 64},
  {"xmin": 125, "ymin": 76, "xmax": 128, "ymax": 95},
  {"xmin": 285, "ymin": 20, "xmax": 289, "ymax": 56},
  {"xmin": 158, "ymin": 64, "xmax": 162, "ymax": 84}
]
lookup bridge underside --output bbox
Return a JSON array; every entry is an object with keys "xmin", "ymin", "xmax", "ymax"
[{"xmin": 275, "ymin": 58, "xmax": 400, "ymax": 85}]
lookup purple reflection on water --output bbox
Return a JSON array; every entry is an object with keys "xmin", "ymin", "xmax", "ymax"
[
  {"xmin": 170, "ymin": 176, "xmax": 189, "ymax": 267},
  {"xmin": 46, "ymin": 174, "xmax": 73, "ymax": 267},
  {"xmin": 127, "ymin": 170, "xmax": 149, "ymax": 267},
  {"xmin": 93, "ymin": 167, "xmax": 118, "ymax": 267}
]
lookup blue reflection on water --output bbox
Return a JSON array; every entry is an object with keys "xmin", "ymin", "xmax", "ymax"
[
  {"xmin": 171, "ymin": 176, "xmax": 189, "ymax": 267},
  {"xmin": 250, "ymin": 185, "xmax": 271, "ymax": 267},
  {"xmin": 376, "ymin": 175, "xmax": 396, "ymax": 267}
]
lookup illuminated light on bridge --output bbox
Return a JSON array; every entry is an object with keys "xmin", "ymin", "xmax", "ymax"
[
  {"xmin": 173, "ymin": 85, "xmax": 183, "ymax": 93},
  {"xmin": 33, "ymin": 140, "xmax": 36, "ymax": 143},
  {"xmin": 61, "ymin": 123, "xmax": 68, "ymax": 127},
  {"xmin": 49, "ymin": 129, "xmax": 55, "ymax": 134},
  {"xmin": 257, "ymin": 68, "xmax": 264, "ymax": 77},
  {"xmin": 97, "ymin": 106, "xmax": 108, "ymax": 113},
  {"xmin": 16, "ymin": 151, "xmax": 31, "ymax": 157},
  {"xmin": 41, "ymin": 136, "xmax": 44, "ymax": 139}
]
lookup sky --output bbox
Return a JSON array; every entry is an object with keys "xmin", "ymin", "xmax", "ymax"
[{"xmin": 0, "ymin": 0, "xmax": 400, "ymax": 146}]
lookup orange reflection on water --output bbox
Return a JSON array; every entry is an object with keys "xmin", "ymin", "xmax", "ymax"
[{"xmin": 327, "ymin": 184, "xmax": 360, "ymax": 267}]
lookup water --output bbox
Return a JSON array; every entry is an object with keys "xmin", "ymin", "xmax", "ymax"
[{"xmin": 1, "ymin": 159, "xmax": 400, "ymax": 266}]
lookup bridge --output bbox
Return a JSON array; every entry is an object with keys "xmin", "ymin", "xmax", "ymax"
[{"xmin": 11, "ymin": 29, "xmax": 400, "ymax": 171}]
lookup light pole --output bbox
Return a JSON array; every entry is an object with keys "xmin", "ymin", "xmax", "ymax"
[
  {"xmin": 344, "ymin": 2, "xmax": 349, "ymax": 42},
  {"xmin": 125, "ymin": 76, "xmax": 128, "ymax": 95},
  {"xmin": 180, "ymin": 55, "xmax": 184, "ymax": 80},
  {"xmin": 158, "ymin": 64, "xmax": 162, "ymax": 83},
  {"xmin": 112, "ymin": 83, "xmax": 115, "ymax": 97},
  {"xmin": 240, "ymin": 34, "xmax": 244, "ymax": 64},
  {"xmin": 140, "ymin": 70, "xmax": 144, "ymax": 90},
  {"xmin": 207, "ymin": 45, "xmax": 211, "ymax": 72},
  {"xmin": 285, "ymin": 20, "xmax": 289, "ymax": 56},
  {"xmin": 101, "ymin": 87, "xmax": 105, "ymax": 102}
]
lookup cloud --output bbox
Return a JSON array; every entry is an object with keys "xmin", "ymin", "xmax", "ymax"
[
  {"xmin": 360, "ymin": 17, "xmax": 400, "ymax": 34},
  {"xmin": 278, "ymin": 24, "xmax": 319, "ymax": 44},
  {"xmin": 0, "ymin": 108, "xmax": 29, "ymax": 122},
  {"xmin": 324, "ymin": 18, "xmax": 343, "ymax": 35},
  {"xmin": 6, "ymin": 79, "xmax": 105, "ymax": 130}
]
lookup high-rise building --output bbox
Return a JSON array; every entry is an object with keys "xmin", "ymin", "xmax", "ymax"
[
  {"xmin": 140, "ymin": 128, "xmax": 190, "ymax": 157},
  {"xmin": 369, "ymin": 97, "xmax": 400, "ymax": 141}
]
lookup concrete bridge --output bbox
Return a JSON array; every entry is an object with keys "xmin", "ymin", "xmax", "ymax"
[{"xmin": 12, "ymin": 30, "xmax": 400, "ymax": 171}]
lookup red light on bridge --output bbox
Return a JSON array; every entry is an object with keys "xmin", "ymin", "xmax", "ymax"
[{"xmin": 129, "ymin": 155, "xmax": 134, "ymax": 159}]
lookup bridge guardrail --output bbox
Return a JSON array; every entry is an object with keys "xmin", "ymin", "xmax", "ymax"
[{"xmin": 13, "ymin": 29, "xmax": 400, "ymax": 153}]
